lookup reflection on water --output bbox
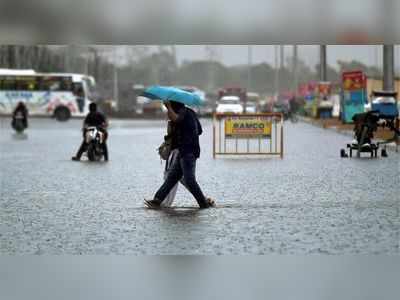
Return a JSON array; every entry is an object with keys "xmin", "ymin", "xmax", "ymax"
[
  {"xmin": 12, "ymin": 133, "xmax": 28, "ymax": 140},
  {"xmin": 160, "ymin": 207, "xmax": 201, "ymax": 218}
]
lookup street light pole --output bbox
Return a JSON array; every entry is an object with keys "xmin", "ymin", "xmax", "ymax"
[
  {"xmin": 7, "ymin": 46, "xmax": 17, "ymax": 69},
  {"xmin": 246, "ymin": 45, "xmax": 253, "ymax": 113},
  {"xmin": 383, "ymin": 45, "xmax": 394, "ymax": 91},
  {"xmin": 320, "ymin": 45, "xmax": 327, "ymax": 82},
  {"xmin": 247, "ymin": 45, "xmax": 253, "ymax": 91},
  {"xmin": 375, "ymin": 45, "xmax": 380, "ymax": 74},
  {"xmin": 293, "ymin": 45, "xmax": 298, "ymax": 99},
  {"xmin": 113, "ymin": 47, "xmax": 119, "ymax": 112},
  {"xmin": 205, "ymin": 45, "xmax": 216, "ymax": 92},
  {"xmin": 274, "ymin": 45, "xmax": 280, "ymax": 100},
  {"xmin": 85, "ymin": 46, "xmax": 90, "ymax": 76}
]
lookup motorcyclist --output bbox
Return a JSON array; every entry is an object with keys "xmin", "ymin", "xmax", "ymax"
[
  {"xmin": 11, "ymin": 102, "xmax": 28, "ymax": 130},
  {"xmin": 72, "ymin": 102, "xmax": 109, "ymax": 161}
]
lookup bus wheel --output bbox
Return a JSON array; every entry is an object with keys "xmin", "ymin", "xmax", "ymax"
[{"xmin": 54, "ymin": 106, "xmax": 71, "ymax": 122}]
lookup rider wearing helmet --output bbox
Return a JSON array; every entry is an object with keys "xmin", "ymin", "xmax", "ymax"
[{"xmin": 72, "ymin": 103, "xmax": 109, "ymax": 161}]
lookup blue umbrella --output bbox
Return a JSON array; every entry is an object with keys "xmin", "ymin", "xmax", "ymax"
[{"xmin": 142, "ymin": 86, "xmax": 204, "ymax": 107}]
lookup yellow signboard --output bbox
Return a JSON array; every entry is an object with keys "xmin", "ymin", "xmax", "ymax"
[{"xmin": 225, "ymin": 116, "xmax": 272, "ymax": 138}]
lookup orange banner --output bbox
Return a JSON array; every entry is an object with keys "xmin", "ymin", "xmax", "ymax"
[{"xmin": 342, "ymin": 71, "xmax": 366, "ymax": 91}]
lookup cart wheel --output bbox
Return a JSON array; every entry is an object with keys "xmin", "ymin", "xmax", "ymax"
[
  {"xmin": 381, "ymin": 149, "xmax": 388, "ymax": 157},
  {"xmin": 340, "ymin": 149, "xmax": 348, "ymax": 158}
]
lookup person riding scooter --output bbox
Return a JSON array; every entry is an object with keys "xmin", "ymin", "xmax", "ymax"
[
  {"xmin": 11, "ymin": 102, "xmax": 28, "ymax": 131},
  {"xmin": 72, "ymin": 103, "xmax": 109, "ymax": 161}
]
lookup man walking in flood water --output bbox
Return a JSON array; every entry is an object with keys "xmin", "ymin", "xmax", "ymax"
[{"xmin": 145, "ymin": 101, "xmax": 214, "ymax": 209}]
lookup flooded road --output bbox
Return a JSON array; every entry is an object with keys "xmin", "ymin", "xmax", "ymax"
[{"xmin": 1, "ymin": 117, "xmax": 399, "ymax": 254}]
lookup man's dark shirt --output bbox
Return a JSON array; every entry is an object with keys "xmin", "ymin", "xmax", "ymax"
[
  {"xmin": 84, "ymin": 112, "xmax": 107, "ymax": 128},
  {"xmin": 165, "ymin": 121, "xmax": 179, "ymax": 151},
  {"xmin": 173, "ymin": 107, "xmax": 203, "ymax": 158},
  {"xmin": 13, "ymin": 106, "xmax": 28, "ymax": 119},
  {"xmin": 12, "ymin": 105, "xmax": 28, "ymax": 127}
]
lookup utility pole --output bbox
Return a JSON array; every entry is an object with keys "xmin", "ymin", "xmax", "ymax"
[
  {"xmin": 205, "ymin": 45, "xmax": 218, "ymax": 91},
  {"xmin": 247, "ymin": 45, "xmax": 253, "ymax": 91},
  {"xmin": 8, "ymin": 45, "xmax": 17, "ymax": 69},
  {"xmin": 279, "ymin": 45, "xmax": 284, "ymax": 98},
  {"xmin": 63, "ymin": 45, "xmax": 69, "ymax": 72},
  {"xmin": 65, "ymin": 45, "xmax": 78, "ymax": 73},
  {"xmin": 383, "ymin": 45, "xmax": 395, "ymax": 91},
  {"xmin": 170, "ymin": 45, "xmax": 177, "ymax": 66},
  {"xmin": 246, "ymin": 45, "xmax": 253, "ymax": 113},
  {"xmin": 205, "ymin": 45, "xmax": 219, "ymax": 111},
  {"xmin": 375, "ymin": 45, "xmax": 380, "ymax": 74},
  {"xmin": 320, "ymin": 45, "xmax": 327, "ymax": 81},
  {"xmin": 93, "ymin": 48, "xmax": 100, "ymax": 81},
  {"xmin": 85, "ymin": 46, "xmax": 90, "ymax": 75},
  {"xmin": 69, "ymin": 45, "xmax": 76, "ymax": 73},
  {"xmin": 274, "ymin": 45, "xmax": 280, "ymax": 100},
  {"xmin": 292, "ymin": 45, "xmax": 298, "ymax": 99},
  {"xmin": 397, "ymin": 46, "xmax": 400, "ymax": 80},
  {"xmin": 113, "ymin": 46, "xmax": 119, "ymax": 111}
]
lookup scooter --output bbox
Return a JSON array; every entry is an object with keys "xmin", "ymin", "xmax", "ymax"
[
  {"xmin": 12, "ymin": 112, "xmax": 27, "ymax": 133},
  {"xmin": 85, "ymin": 127, "xmax": 106, "ymax": 161}
]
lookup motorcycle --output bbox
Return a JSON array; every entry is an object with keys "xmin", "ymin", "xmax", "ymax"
[
  {"xmin": 85, "ymin": 127, "xmax": 106, "ymax": 161},
  {"xmin": 273, "ymin": 103, "xmax": 298, "ymax": 123},
  {"xmin": 12, "ymin": 112, "xmax": 27, "ymax": 133}
]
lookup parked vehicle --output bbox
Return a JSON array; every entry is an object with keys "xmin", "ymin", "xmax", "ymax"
[
  {"xmin": 370, "ymin": 90, "xmax": 398, "ymax": 119},
  {"xmin": 245, "ymin": 102, "xmax": 258, "ymax": 113},
  {"xmin": 216, "ymin": 96, "xmax": 244, "ymax": 114},
  {"xmin": 272, "ymin": 102, "xmax": 289, "ymax": 116}
]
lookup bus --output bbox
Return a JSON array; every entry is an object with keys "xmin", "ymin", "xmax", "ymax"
[{"xmin": 0, "ymin": 69, "xmax": 95, "ymax": 121}]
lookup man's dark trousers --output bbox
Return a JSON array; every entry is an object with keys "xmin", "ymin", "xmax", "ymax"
[{"xmin": 154, "ymin": 153, "xmax": 208, "ymax": 208}]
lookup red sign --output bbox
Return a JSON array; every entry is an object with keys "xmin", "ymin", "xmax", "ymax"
[
  {"xmin": 218, "ymin": 86, "xmax": 247, "ymax": 101},
  {"xmin": 298, "ymin": 81, "xmax": 317, "ymax": 97},
  {"xmin": 342, "ymin": 71, "xmax": 366, "ymax": 91},
  {"xmin": 318, "ymin": 82, "xmax": 331, "ymax": 96}
]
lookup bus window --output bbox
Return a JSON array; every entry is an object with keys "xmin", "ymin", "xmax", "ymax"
[
  {"xmin": 15, "ymin": 76, "xmax": 39, "ymax": 91},
  {"xmin": 60, "ymin": 78, "xmax": 73, "ymax": 91},
  {"xmin": 34, "ymin": 76, "xmax": 72, "ymax": 92},
  {"xmin": 40, "ymin": 77, "xmax": 53, "ymax": 91},
  {"xmin": 0, "ymin": 77, "xmax": 17, "ymax": 90}
]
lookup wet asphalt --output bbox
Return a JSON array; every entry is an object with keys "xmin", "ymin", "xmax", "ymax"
[{"xmin": 0, "ymin": 117, "xmax": 399, "ymax": 254}]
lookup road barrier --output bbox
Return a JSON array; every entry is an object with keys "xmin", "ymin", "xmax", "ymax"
[{"xmin": 213, "ymin": 113, "xmax": 284, "ymax": 158}]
